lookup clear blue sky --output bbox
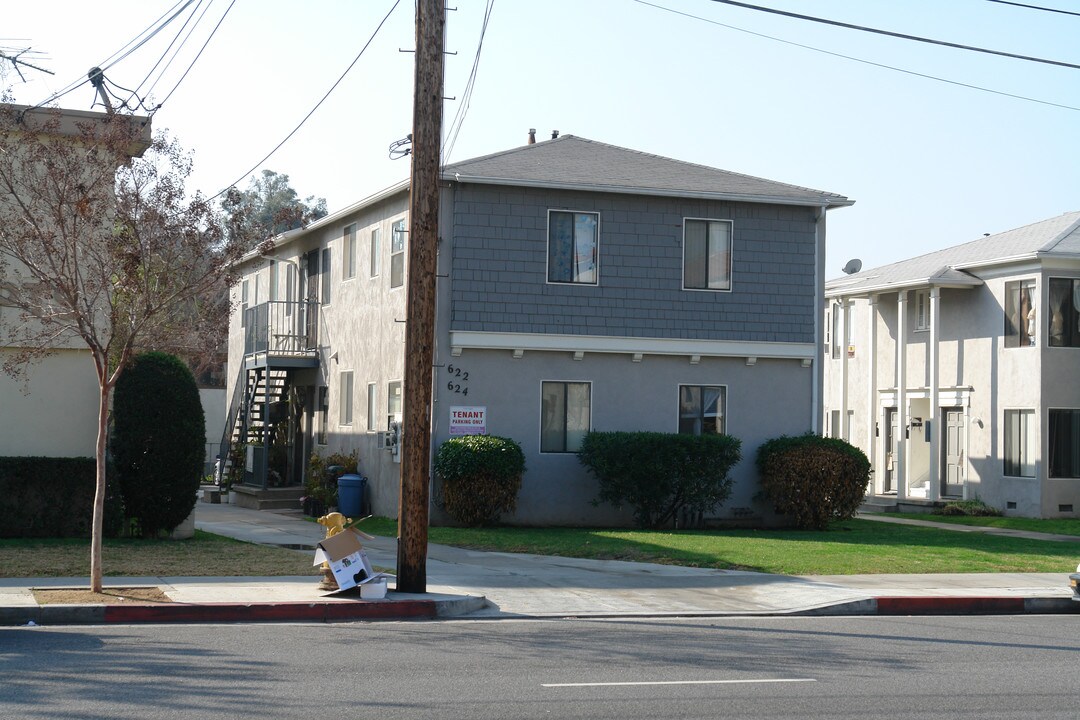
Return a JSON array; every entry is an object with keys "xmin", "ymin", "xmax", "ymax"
[{"xmin": 4, "ymin": 0, "xmax": 1077, "ymax": 276}]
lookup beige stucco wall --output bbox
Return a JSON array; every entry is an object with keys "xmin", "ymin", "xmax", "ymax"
[{"xmin": 0, "ymin": 347, "xmax": 99, "ymax": 457}]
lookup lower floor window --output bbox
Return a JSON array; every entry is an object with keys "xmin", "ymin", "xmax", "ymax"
[
  {"xmin": 541, "ymin": 381, "xmax": 590, "ymax": 452},
  {"xmin": 679, "ymin": 385, "xmax": 726, "ymax": 435},
  {"xmin": 1003, "ymin": 409, "xmax": 1035, "ymax": 478},
  {"xmin": 1049, "ymin": 409, "xmax": 1080, "ymax": 478},
  {"xmin": 317, "ymin": 386, "xmax": 328, "ymax": 445},
  {"xmin": 387, "ymin": 380, "xmax": 402, "ymax": 430}
]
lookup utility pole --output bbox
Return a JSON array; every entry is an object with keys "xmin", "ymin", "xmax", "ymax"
[{"xmin": 396, "ymin": 0, "xmax": 445, "ymax": 593}]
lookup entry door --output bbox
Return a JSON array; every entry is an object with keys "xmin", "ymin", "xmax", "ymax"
[
  {"xmin": 884, "ymin": 408, "xmax": 898, "ymax": 493},
  {"xmin": 302, "ymin": 249, "xmax": 319, "ymax": 348},
  {"xmin": 941, "ymin": 408, "xmax": 965, "ymax": 497}
]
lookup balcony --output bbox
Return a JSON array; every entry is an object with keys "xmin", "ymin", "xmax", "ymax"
[{"xmin": 243, "ymin": 300, "xmax": 320, "ymax": 369}]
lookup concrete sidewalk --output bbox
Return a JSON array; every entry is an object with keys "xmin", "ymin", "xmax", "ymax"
[{"xmin": 1, "ymin": 503, "xmax": 1076, "ymax": 626}]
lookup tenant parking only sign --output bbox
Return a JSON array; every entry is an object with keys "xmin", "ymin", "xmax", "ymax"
[{"xmin": 449, "ymin": 406, "xmax": 487, "ymax": 436}]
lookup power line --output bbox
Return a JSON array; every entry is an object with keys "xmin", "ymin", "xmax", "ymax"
[
  {"xmin": 210, "ymin": 0, "xmax": 402, "ymax": 201},
  {"xmin": 634, "ymin": 0, "xmax": 1080, "ymax": 113},
  {"xmin": 127, "ymin": 0, "xmax": 208, "ymax": 104},
  {"xmin": 985, "ymin": 0, "xmax": 1080, "ymax": 18},
  {"xmin": 708, "ymin": 0, "xmax": 1080, "ymax": 70},
  {"xmin": 152, "ymin": 0, "xmax": 236, "ymax": 112},
  {"xmin": 443, "ymin": 0, "xmax": 495, "ymax": 164}
]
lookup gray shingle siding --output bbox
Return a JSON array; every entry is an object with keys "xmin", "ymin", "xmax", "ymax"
[{"xmin": 449, "ymin": 185, "xmax": 817, "ymax": 343}]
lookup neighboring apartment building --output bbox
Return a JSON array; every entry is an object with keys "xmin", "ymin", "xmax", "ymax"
[
  {"xmin": 823, "ymin": 211, "xmax": 1080, "ymax": 518},
  {"xmin": 225, "ymin": 134, "xmax": 851, "ymax": 524},
  {"xmin": 0, "ymin": 105, "xmax": 151, "ymax": 457}
]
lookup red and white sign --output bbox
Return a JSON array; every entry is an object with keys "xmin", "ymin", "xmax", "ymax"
[{"xmin": 449, "ymin": 406, "xmax": 487, "ymax": 436}]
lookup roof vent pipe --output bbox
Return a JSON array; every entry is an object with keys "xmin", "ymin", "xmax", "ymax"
[
  {"xmin": 527, "ymin": 128, "xmax": 536, "ymax": 145},
  {"xmin": 551, "ymin": 130, "xmax": 559, "ymax": 139}
]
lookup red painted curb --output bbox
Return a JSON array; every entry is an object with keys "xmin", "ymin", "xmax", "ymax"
[
  {"xmin": 104, "ymin": 600, "xmax": 437, "ymax": 624},
  {"xmin": 876, "ymin": 596, "xmax": 1026, "ymax": 615}
]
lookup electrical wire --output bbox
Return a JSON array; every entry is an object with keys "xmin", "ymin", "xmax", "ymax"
[
  {"xmin": 985, "ymin": 0, "xmax": 1080, "ymax": 18},
  {"xmin": 708, "ymin": 0, "xmax": 1080, "ymax": 70},
  {"xmin": 126, "ymin": 0, "xmax": 208, "ymax": 104},
  {"xmin": 152, "ymin": 0, "xmax": 236, "ymax": 112},
  {"xmin": 143, "ymin": 0, "xmax": 217, "ymax": 100},
  {"xmin": 633, "ymin": 0, "xmax": 1080, "ymax": 113},
  {"xmin": 442, "ymin": 0, "xmax": 495, "ymax": 164},
  {"xmin": 210, "ymin": 0, "xmax": 402, "ymax": 201}
]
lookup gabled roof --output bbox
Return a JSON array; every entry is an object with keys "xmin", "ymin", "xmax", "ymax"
[
  {"xmin": 825, "ymin": 211, "xmax": 1080, "ymax": 298},
  {"xmin": 442, "ymin": 135, "xmax": 852, "ymax": 208}
]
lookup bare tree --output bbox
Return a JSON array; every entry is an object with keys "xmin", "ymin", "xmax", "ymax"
[{"xmin": 0, "ymin": 104, "xmax": 247, "ymax": 591}]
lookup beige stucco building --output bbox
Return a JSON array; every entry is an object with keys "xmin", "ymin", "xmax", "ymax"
[{"xmin": 824, "ymin": 211, "xmax": 1080, "ymax": 518}]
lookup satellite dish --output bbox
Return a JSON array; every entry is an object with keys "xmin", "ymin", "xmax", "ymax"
[{"xmin": 842, "ymin": 258, "xmax": 862, "ymax": 275}]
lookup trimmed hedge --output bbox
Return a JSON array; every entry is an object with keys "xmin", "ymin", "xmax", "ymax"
[
  {"xmin": 435, "ymin": 435, "xmax": 525, "ymax": 526},
  {"xmin": 756, "ymin": 434, "xmax": 870, "ymax": 530},
  {"xmin": 111, "ymin": 351, "xmax": 205, "ymax": 537},
  {"xmin": 579, "ymin": 431, "xmax": 742, "ymax": 529},
  {"xmin": 0, "ymin": 457, "xmax": 124, "ymax": 538}
]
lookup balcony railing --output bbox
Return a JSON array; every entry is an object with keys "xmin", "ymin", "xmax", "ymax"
[{"xmin": 244, "ymin": 300, "xmax": 318, "ymax": 357}]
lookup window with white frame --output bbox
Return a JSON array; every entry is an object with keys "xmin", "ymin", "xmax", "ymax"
[
  {"xmin": 340, "ymin": 371, "xmax": 353, "ymax": 426},
  {"xmin": 1049, "ymin": 409, "xmax": 1080, "ymax": 478},
  {"xmin": 366, "ymin": 382, "xmax": 377, "ymax": 431},
  {"xmin": 1048, "ymin": 278, "xmax": 1080, "ymax": 348},
  {"xmin": 678, "ymin": 385, "xmax": 726, "ymax": 435},
  {"xmin": 387, "ymin": 380, "xmax": 402, "ymax": 429},
  {"xmin": 1004, "ymin": 279, "xmax": 1036, "ymax": 348},
  {"xmin": 344, "ymin": 224, "xmax": 357, "ymax": 280},
  {"xmin": 317, "ymin": 386, "xmax": 328, "ymax": 445},
  {"xmin": 240, "ymin": 279, "xmax": 249, "ymax": 328},
  {"xmin": 285, "ymin": 263, "xmax": 295, "ymax": 316},
  {"xmin": 391, "ymin": 220, "xmax": 406, "ymax": 288},
  {"xmin": 370, "ymin": 228, "xmax": 381, "ymax": 278},
  {"xmin": 1003, "ymin": 409, "xmax": 1035, "ymax": 478},
  {"xmin": 683, "ymin": 218, "xmax": 732, "ymax": 291},
  {"xmin": 541, "ymin": 381, "xmax": 591, "ymax": 452},
  {"xmin": 548, "ymin": 211, "xmax": 598, "ymax": 284},
  {"xmin": 914, "ymin": 289, "xmax": 930, "ymax": 331},
  {"xmin": 831, "ymin": 302, "xmax": 842, "ymax": 359},
  {"xmin": 269, "ymin": 260, "xmax": 278, "ymax": 301}
]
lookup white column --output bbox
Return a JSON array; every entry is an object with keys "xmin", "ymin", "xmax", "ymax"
[
  {"xmin": 928, "ymin": 287, "xmax": 941, "ymax": 502},
  {"xmin": 867, "ymin": 295, "xmax": 878, "ymax": 492},
  {"xmin": 840, "ymin": 300, "xmax": 849, "ymax": 441},
  {"xmin": 897, "ymin": 291, "xmax": 908, "ymax": 501}
]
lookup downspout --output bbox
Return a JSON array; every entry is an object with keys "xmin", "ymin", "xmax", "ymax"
[{"xmin": 812, "ymin": 206, "xmax": 826, "ymax": 434}]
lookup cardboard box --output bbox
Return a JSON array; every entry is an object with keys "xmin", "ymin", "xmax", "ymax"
[{"xmin": 312, "ymin": 529, "xmax": 386, "ymax": 594}]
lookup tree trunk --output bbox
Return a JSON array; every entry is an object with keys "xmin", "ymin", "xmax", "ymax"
[{"xmin": 90, "ymin": 379, "xmax": 110, "ymax": 593}]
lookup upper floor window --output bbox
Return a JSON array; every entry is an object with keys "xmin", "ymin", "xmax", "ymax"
[
  {"xmin": 240, "ymin": 279, "xmax": 249, "ymax": 328},
  {"xmin": 370, "ymin": 228, "xmax": 381, "ymax": 278},
  {"xmin": 321, "ymin": 247, "xmax": 332, "ymax": 305},
  {"xmin": 317, "ymin": 386, "xmax": 329, "ymax": 445},
  {"xmin": 831, "ymin": 302, "xmax": 842, "ymax": 359},
  {"xmin": 339, "ymin": 371, "xmax": 354, "ymax": 426},
  {"xmin": 269, "ymin": 260, "xmax": 278, "ymax": 301},
  {"xmin": 1049, "ymin": 278, "xmax": 1080, "ymax": 348},
  {"xmin": 391, "ymin": 220, "xmax": 406, "ymax": 288},
  {"xmin": 344, "ymin": 224, "xmax": 357, "ymax": 280},
  {"xmin": 541, "ymin": 381, "xmax": 591, "ymax": 452},
  {"xmin": 1004, "ymin": 279, "xmax": 1035, "ymax": 348},
  {"xmin": 548, "ymin": 210, "xmax": 598, "ymax": 285},
  {"xmin": 914, "ymin": 290, "xmax": 930, "ymax": 331},
  {"xmin": 678, "ymin": 385, "xmax": 726, "ymax": 435},
  {"xmin": 683, "ymin": 218, "xmax": 731, "ymax": 291}
]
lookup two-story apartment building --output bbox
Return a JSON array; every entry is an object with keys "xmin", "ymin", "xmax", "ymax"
[
  {"xmin": 823, "ymin": 211, "xmax": 1080, "ymax": 518},
  {"xmin": 225, "ymin": 134, "xmax": 851, "ymax": 525}
]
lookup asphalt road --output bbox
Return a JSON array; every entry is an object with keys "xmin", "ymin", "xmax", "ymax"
[{"xmin": 2, "ymin": 615, "xmax": 1079, "ymax": 719}]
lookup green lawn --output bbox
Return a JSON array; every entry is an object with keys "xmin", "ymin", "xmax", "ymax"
[
  {"xmin": 890, "ymin": 513, "xmax": 1080, "ymax": 538},
  {"xmin": 360, "ymin": 517, "xmax": 1080, "ymax": 575}
]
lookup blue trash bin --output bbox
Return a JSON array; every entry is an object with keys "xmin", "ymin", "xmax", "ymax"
[{"xmin": 337, "ymin": 474, "xmax": 366, "ymax": 517}]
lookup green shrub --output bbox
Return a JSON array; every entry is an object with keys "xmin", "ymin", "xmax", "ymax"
[
  {"xmin": 579, "ymin": 431, "xmax": 742, "ymax": 529},
  {"xmin": 111, "ymin": 351, "xmax": 205, "ymax": 538},
  {"xmin": 936, "ymin": 498, "xmax": 1002, "ymax": 517},
  {"xmin": 304, "ymin": 450, "xmax": 358, "ymax": 514},
  {"xmin": 435, "ymin": 435, "xmax": 525, "ymax": 526},
  {"xmin": 756, "ymin": 434, "xmax": 870, "ymax": 530},
  {"xmin": 0, "ymin": 457, "xmax": 124, "ymax": 538}
]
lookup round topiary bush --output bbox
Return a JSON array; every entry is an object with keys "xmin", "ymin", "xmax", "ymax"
[
  {"xmin": 111, "ymin": 351, "xmax": 205, "ymax": 537},
  {"xmin": 756, "ymin": 433, "xmax": 870, "ymax": 530},
  {"xmin": 434, "ymin": 435, "xmax": 525, "ymax": 526}
]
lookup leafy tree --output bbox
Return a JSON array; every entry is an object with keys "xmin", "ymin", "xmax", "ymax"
[
  {"xmin": 222, "ymin": 169, "xmax": 327, "ymax": 246},
  {"xmin": 0, "ymin": 104, "xmax": 247, "ymax": 591},
  {"xmin": 111, "ymin": 351, "xmax": 205, "ymax": 537}
]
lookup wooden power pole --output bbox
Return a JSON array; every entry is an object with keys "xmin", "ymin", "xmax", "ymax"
[{"xmin": 396, "ymin": 0, "xmax": 445, "ymax": 593}]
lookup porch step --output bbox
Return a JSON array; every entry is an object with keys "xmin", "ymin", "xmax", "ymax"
[
  {"xmin": 231, "ymin": 485, "xmax": 303, "ymax": 512},
  {"xmin": 859, "ymin": 496, "xmax": 899, "ymax": 514},
  {"xmin": 860, "ymin": 496, "xmax": 948, "ymax": 515}
]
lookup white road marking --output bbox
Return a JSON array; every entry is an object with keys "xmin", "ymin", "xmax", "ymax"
[{"xmin": 542, "ymin": 678, "xmax": 817, "ymax": 688}]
